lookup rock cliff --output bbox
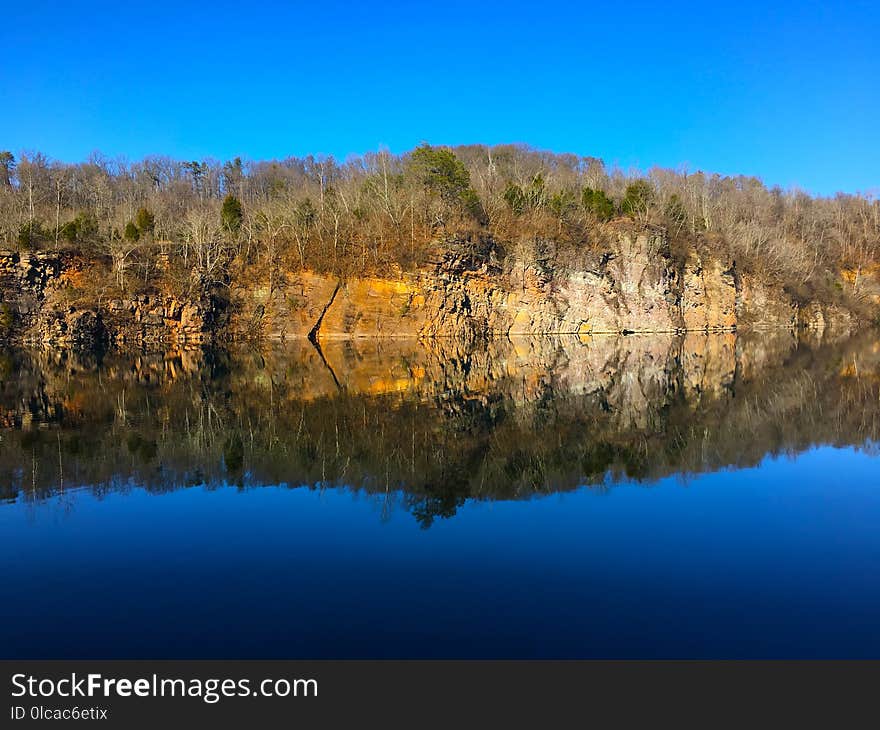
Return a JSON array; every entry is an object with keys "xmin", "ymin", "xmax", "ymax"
[
  {"xmin": 0, "ymin": 222, "xmax": 867, "ymax": 350},
  {"xmin": 234, "ymin": 224, "xmax": 857, "ymax": 344},
  {"xmin": 0, "ymin": 251, "xmax": 225, "ymax": 349}
]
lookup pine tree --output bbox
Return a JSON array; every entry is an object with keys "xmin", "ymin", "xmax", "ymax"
[
  {"xmin": 221, "ymin": 194, "xmax": 244, "ymax": 234},
  {"xmin": 135, "ymin": 207, "xmax": 155, "ymax": 235},
  {"xmin": 123, "ymin": 221, "xmax": 140, "ymax": 241}
]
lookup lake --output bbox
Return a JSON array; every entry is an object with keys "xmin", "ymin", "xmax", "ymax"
[{"xmin": 1, "ymin": 330, "xmax": 879, "ymax": 658}]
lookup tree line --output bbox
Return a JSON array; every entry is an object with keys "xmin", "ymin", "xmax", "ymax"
[{"xmin": 0, "ymin": 144, "xmax": 877, "ymax": 304}]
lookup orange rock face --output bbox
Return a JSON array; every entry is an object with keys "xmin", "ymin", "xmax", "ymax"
[{"xmin": 297, "ymin": 229, "xmax": 744, "ymax": 341}]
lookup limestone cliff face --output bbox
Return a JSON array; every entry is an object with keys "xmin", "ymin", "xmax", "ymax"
[
  {"xmin": 102, "ymin": 292, "xmax": 226, "ymax": 347},
  {"xmin": 0, "ymin": 251, "xmax": 226, "ymax": 349},
  {"xmin": 680, "ymin": 252, "xmax": 738, "ymax": 331},
  {"xmin": 796, "ymin": 300, "xmax": 857, "ymax": 335},
  {"xmin": 736, "ymin": 275, "xmax": 858, "ymax": 339},
  {"xmin": 737, "ymin": 277, "xmax": 799, "ymax": 330},
  {"xmin": 229, "ymin": 271, "xmax": 340, "ymax": 340},
  {"xmin": 0, "ymin": 251, "xmax": 107, "ymax": 349},
  {"xmin": 244, "ymin": 226, "xmax": 838, "ymax": 343},
  {"xmin": 0, "ymin": 223, "xmax": 866, "ymax": 349},
  {"xmin": 232, "ymin": 227, "xmax": 745, "ymax": 343},
  {"xmin": 415, "ymin": 227, "xmax": 690, "ymax": 336}
]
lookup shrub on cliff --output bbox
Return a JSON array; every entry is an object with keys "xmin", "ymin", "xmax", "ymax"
[
  {"xmin": 17, "ymin": 220, "xmax": 43, "ymax": 249},
  {"xmin": 57, "ymin": 211, "xmax": 100, "ymax": 246},
  {"xmin": 548, "ymin": 189, "xmax": 578, "ymax": 219},
  {"xmin": 582, "ymin": 188, "xmax": 616, "ymax": 221},
  {"xmin": 621, "ymin": 180, "xmax": 654, "ymax": 219},
  {"xmin": 503, "ymin": 182, "xmax": 527, "ymax": 215},
  {"xmin": 59, "ymin": 221, "xmax": 78, "ymax": 243},
  {"xmin": 502, "ymin": 176, "xmax": 551, "ymax": 217}
]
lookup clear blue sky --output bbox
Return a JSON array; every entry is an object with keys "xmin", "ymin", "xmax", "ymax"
[{"xmin": 2, "ymin": 0, "xmax": 877, "ymax": 195}]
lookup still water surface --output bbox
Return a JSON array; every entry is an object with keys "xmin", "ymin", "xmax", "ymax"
[{"xmin": 1, "ymin": 331, "xmax": 878, "ymax": 657}]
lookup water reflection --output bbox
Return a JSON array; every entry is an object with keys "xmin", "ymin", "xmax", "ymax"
[{"xmin": 1, "ymin": 330, "xmax": 878, "ymax": 526}]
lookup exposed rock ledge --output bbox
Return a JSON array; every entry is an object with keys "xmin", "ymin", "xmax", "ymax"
[
  {"xmin": 233, "ymin": 226, "xmax": 858, "ymax": 344},
  {"xmin": 0, "ymin": 225, "xmax": 864, "ymax": 349}
]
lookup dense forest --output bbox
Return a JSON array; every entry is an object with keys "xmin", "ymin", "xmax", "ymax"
[{"xmin": 1, "ymin": 144, "xmax": 878, "ymax": 306}]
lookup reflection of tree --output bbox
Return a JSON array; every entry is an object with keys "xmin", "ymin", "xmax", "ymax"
[
  {"xmin": 223, "ymin": 435, "xmax": 244, "ymax": 485},
  {"xmin": 0, "ymin": 332, "xmax": 879, "ymax": 527},
  {"xmin": 408, "ymin": 493, "xmax": 467, "ymax": 530}
]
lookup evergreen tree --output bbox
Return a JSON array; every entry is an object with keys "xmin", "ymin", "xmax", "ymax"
[
  {"xmin": 408, "ymin": 144, "xmax": 486, "ymax": 223},
  {"xmin": 221, "ymin": 194, "xmax": 244, "ymax": 234},
  {"xmin": 135, "ymin": 207, "xmax": 155, "ymax": 235},
  {"xmin": 0, "ymin": 151, "xmax": 14, "ymax": 187},
  {"xmin": 621, "ymin": 180, "xmax": 653, "ymax": 218},
  {"xmin": 582, "ymin": 188, "xmax": 616, "ymax": 221},
  {"xmin": 503, "ymin": 182, "xmax": 527, "ymax": 215}
]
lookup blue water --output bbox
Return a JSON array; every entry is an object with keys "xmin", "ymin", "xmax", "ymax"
[{"xmin": 2, "ymin": 445, "xmax": 878, "ymax": 658}]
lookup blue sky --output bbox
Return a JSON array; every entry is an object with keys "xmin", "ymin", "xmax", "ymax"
[{"xmin": 2, "ymin": 0, "xmax": 877, "ymax": 195}]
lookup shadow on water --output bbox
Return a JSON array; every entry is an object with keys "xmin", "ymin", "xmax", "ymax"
[{"xmin": 1, "ymin": 329, "xmax": 879, "ymax": 526}]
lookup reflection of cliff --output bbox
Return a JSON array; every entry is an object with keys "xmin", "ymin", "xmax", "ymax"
[{"xmin": 1, "ymin": 332, "xmax": 879, "ymax": 526}]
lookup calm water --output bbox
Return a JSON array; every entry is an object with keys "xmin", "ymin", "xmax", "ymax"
[{"xmin": 1, "ymin": 331, "xmax": 879, "ymax": 658}]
